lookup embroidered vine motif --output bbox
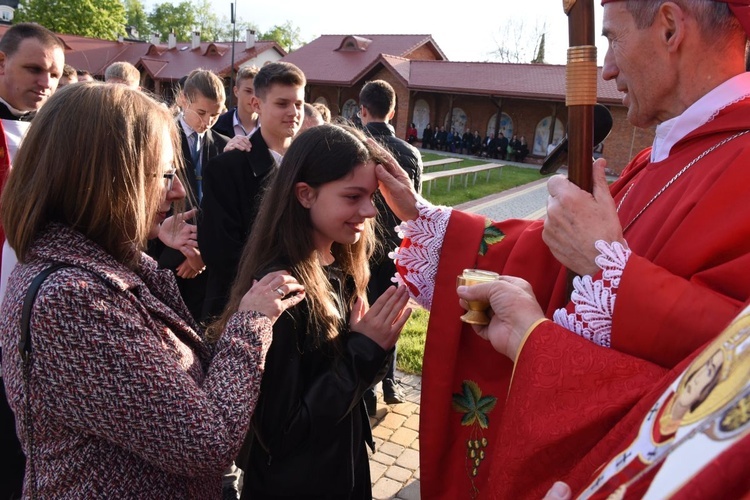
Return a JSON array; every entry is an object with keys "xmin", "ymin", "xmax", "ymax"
[
  {"xmin": 479, "ymin": 220, "xmax": 505, "ymax": 256},
  {"xmin": 452, "ymin": 380, "xmax": 497, "ymax": 497}
]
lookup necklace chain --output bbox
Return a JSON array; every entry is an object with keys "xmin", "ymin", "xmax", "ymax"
[{"xmin": 617, "ymin": 130, "xmax": 750, "ymax": 233}]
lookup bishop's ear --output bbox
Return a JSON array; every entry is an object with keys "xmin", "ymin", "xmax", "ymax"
[
  {"xmin": 657, "ymin": 1, "xmax": 686, "ymax": 50},
  {"xmin": 295, "ymin": 182, "xmax": 317, "ymax": 208}
]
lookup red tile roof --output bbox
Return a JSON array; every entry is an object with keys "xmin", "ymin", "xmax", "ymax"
[
  {"xmin": 282, "ymin": 34, "xmax": 446, "ymax": 85},
  {"xmin": 407, "ymin": 60, "xmax": 624, "ymax": 103},
  {"xmin": 380, "ymin": 55, "xmax": 411, "ymax": 85},
  {"xmin": 284, "ymin": 33, "xmax": 623, "ymax": 104},
  {"xmin": 0, "ymin": 25, "xmax": 285, "ymax": 81}
]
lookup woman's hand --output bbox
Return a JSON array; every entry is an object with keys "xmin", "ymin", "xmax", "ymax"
[
  {"xmin": 349, "ymin": 286, "xmax": 412, "ymax": 350},
  {"xmin": 223, "ymin": 135, "xmax": 252, "ymax": 152},
  {"xmin": 183, "ymin": 252, "xmax": 205, "ymax": 273},
  {"xmin": 369, "ymin": 139, "xmax": 420, "ymax": 222},
  {"xmin": 457, "ymin": 276, "xmax": 545, "ymax": 360},
  {"xmin": 238, "ymin": 270, "xmax": 306, "ymax": 323},
  {"xmin": 159, "ymin": 208, "xmax": 199, "ymax": 258},
  {"xmin": 176, "ymin": 260, "xmax": 201, "ymax": 279}
]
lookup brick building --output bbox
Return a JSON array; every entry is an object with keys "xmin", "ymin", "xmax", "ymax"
[{"xmin": 283, "ymin": 34, "xmax": 654, "ymax": 173}]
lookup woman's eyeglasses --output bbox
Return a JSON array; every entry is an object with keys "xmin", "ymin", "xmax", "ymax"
[{"xmin": 162, "ymin": 169, "xmax": 177, "ymax": 191}]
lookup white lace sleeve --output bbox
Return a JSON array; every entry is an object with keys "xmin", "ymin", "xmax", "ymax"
[
  {"xmin": 389, "ymin": 200, "xmax": 452, "ymax": 310},
  {"xmin": 552, "ymin": 240, "xmax": 631, "ymax": 348}
]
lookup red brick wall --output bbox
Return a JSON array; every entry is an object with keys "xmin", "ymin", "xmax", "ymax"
[
  {"xmin": 405, "ymin": 45, "xmax": 439, "ymax": 61},
  {"xmin": 603, "ymin": 107, "xmax": 655, "ymax": 173}
]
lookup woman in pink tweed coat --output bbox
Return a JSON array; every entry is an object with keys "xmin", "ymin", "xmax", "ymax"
[{"xmin": 0, "ymin": 83, "xmax": 304, "ymax": 499}]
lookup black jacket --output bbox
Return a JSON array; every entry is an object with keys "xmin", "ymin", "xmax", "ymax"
[
  {"xmin": 240, "ymin": 264, "xmax": 390, "ymax": 498},
  {"xmin": 148, "ymin": 125, "xmax": 228, "ymax": 322},
  {"xmin": 212, "ymin": 108, "xmax": 236, "ymax": 138},
  {"xmin": 363, "ymin": 122, "xmax": 422, "ymax": 300},
  {"xmin": 198, "ymin": 129, "xmax": 277, "ymax": 321}
]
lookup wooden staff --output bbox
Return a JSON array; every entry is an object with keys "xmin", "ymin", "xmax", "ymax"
[{"xmin": 564, "ymin": 0, "xmax": 597, "ymax": 294}]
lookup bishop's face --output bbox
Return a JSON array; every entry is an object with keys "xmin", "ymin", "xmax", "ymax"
[{"xmin": 601, "ymin": 2, "xmax": 679, "ymax": 128}]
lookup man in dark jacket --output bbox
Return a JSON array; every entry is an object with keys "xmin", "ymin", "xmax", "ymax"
[
  {"xmin": 358, "ymin": 79, "xmax": 423, "ymax": 413},
  {"xmin": 198, "ymin": 62, "xmax": 305, "ymax": 322},
  {"xmin": 212, "ymin": 65, "xmax": 259, "ymax": 138}
]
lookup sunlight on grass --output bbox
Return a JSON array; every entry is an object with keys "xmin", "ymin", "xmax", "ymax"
[{"xmin": 396, "ymin": 306, "xmax": 429, "ymax": 375}]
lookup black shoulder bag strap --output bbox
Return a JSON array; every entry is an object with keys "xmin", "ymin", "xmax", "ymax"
[{"xmin": 18, "ymin": 263, "xmax": 70, "ymax": 499}]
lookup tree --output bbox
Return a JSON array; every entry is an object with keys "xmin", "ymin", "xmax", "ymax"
[
  {"xmin": 147, "ymin": 1, "xmax": 195, "ymax": 42},
  {"xmin": 122, "ymin": 0, "xmax": 149, "ymax": 40},
  {"xmin": 193, "ymin": 0, "xmax": 221, "ymax": 42},
  {"xmin": 260, "ymin": 20, "xmax": 303, "ymax": 52},
  {"xmin": 491, "ymin": 19, "xmax": 547, "ymax": 64},
  {"xmin": 15, "ymin": 0, "xmax": 126, "ymax": 40},
  {"xmin": 531, "ymin": 33, "xmax": 546, "ymax": 64},
  {"xmin": 211, "ymin": 19, "xmax": 260, "ymax": 43}
]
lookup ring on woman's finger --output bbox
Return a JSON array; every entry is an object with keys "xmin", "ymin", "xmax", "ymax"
[{"xmin": 274, "ymin": 287, "xmax": 285, "ymax": 297}]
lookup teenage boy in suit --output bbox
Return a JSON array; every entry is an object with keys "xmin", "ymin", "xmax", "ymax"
[
  {"xmin": 213, "ymin": 65, "xmax": 260, "ymax": 139},
  {"xmin": 199, "ymin": 62, "xmax": 305, "ymax": 321},
  {"xmin": 149, "ymin": 69, "xmax": 229, "ymax": 322}
]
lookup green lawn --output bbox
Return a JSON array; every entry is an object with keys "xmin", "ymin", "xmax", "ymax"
[
  {"xmin": 395, "ymin": 153, "xmax": 546, "ymax": 375},
  {"xmin": 420, "ymin": 153, "xmax": 545, "ymax": 207},
  {"xmin": 396, "ymin": 306, "xmax": 430, "ymax": 375}
]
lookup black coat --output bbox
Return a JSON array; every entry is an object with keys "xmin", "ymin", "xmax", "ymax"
[
  {"xmin": 240, "ymin": 265, "xmax": 390, "ymax": 499},
  {"xmin": 148, "ymin": 125, "xmax": 228, "ymax": 322},
  {"xmin": 198, "ymin": 129, "xmax": 277, "ymax": 321},
  {"xmin": 212, "ymin": 108, "xmax": 236, "ymax": 138},
  {"xmin": 363, "ymin": 122, "xmax": 423, "ymax": 302}
]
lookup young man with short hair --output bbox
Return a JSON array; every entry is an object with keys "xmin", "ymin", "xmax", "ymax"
[
  {"xmin": 358, "ymin": 79, "xmax": 422, "ymax": 412},
  {"xmin": 199, "ymin": 61, "xmax": 305, "ymax": 320},
  {"xmin": 149, "ymin": 69, "xmax": 229, "ymax": 322},
  {"xmin": 58, "ymin": 63, "xmax": 78, "ymax": 87},
  {"xmin": 104, "ymin": 61, "xmax": 140, "ymax": 89},
  {"xmin": 298, "ymin": 102, "xmax": 324, "ymax": 133},
  {"xmin": 76, "ymin": 68, "xmax": 94, "ymax": 82},
  {"xmin": 213, "ymin": 65, "xmax": 260, "ymax": 138}
]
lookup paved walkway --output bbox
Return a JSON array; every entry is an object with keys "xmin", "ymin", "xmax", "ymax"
[{"xmin": 367, "ymin": 175, "xmax": 551, "ymax": 499}]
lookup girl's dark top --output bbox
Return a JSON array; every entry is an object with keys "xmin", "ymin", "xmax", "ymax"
[{"xmin": 240, "ymin": 263, "xmax": 391, "ymax": 499}]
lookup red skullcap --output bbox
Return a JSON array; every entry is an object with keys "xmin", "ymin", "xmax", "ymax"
[{"xmin": 600, "ymin": 0, "xmax": 750, "ymax": 36}]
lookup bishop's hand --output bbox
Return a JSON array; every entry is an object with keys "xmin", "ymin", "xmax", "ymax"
[
  {"xmin": 543, "ymin": 159, "xmax": 625, "ymax": 276},
  {"xmin": 457, "ymin": 276, "xmax": 544, "ymax": 361}
]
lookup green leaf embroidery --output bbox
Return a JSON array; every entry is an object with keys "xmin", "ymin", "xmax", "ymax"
[
  {"xmin": 452, "ymin": 380, "xmax": 498, "ymax": 430},
  {"xmin": 479, "ymin": 220, "xmax": 505, "ymax": 256}
]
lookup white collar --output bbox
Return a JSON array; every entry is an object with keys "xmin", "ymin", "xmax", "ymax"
[
  {"xmin": 233, "ymin": 108, "xmax": 259, "ymax": 136},
  {"xmin": 651, "ymin": 72, "xmax": 750, "ymax": 162},
  {"xmin": 0, "ymin": 95, "xmax": 32, "ymax": 118}
]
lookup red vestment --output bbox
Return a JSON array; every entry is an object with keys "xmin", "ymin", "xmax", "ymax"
[
  {"xmin": 410, "ymin": 98, "xmax": 750, "ymax": 498},
  {"xmin": 488, "ymin": 309, "xmax": 750, "ymax": 499}
]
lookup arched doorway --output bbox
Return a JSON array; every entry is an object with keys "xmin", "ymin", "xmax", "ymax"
[
  {"xmin": 533, "ymin": 116, "xmax": 565, "ymax": 156},
  {"xmin": 341, "ymin": 99, "xmax": 358, "ymax": 121},
  {"xmin": 412, "ymin": 99, "xmax": 430, "ymax": 138},
  {"xmin": 487, "ymin": 112, "xmax": 514, "ymax": 139},
  {"xmin": 445, "ymin": 107, "xmax": 468, "ymax": 135}
]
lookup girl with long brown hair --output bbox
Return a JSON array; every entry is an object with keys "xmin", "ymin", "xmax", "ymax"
[{"xmin": 212, "ymin": 124, "xmax": 411, "ymax": 499}]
